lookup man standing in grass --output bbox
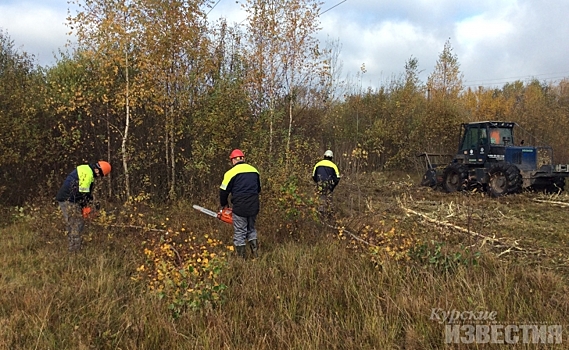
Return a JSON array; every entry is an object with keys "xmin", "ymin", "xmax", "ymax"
[
  {"xmin": 313, "ymin": 150, "xmax": 341, "ymax": 216},
  {"xmin": 56, "ymin": 161, "xmax": 111, "ymax": 252},
  {"xmin": 219, "ymin": 149, "xmax": 261, "ymax": 259}
]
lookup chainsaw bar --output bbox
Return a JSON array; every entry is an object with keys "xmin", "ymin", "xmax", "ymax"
[{"xmin": 192, "ymin": 204, "xmax": 218, "ymax": 218}]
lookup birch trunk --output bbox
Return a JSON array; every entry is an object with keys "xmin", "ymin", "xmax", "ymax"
[{"xmin": 122, "ymin": 50, "xmax": 131, "ymax": 201}]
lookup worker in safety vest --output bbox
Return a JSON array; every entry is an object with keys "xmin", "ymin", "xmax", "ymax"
[
  {"xmin": 312, "ymin": 150, "xmax": 341, "ymax": 215},
  {"xmin": 219, "ymin": 149, "xmax": 261, "ymax": 259},
  {"xmin": 56, "ymin": 161, "xmax": 111, "ymax": 252}
]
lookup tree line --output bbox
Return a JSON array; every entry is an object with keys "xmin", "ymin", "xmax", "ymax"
[{"xmin": 1, "ymin": 0, "xmax": 569, "ymax": 206}]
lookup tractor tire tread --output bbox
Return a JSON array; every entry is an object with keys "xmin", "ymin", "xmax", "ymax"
[
  {"xmin": 487, "ymin": 163, "xmax": 522, "ymax": 197},
  {"xmin": 442, "ymin": 163, "xmax": 469, "ymax": 193}
]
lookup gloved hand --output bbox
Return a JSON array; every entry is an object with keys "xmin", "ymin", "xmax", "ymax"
[
  {"xmin": 218, "ymin": 205, "xmax": 230, "ymax": 219},
  {"xmin": 217, "ymin": 207, "xmax": 233, "ymax": 224}
]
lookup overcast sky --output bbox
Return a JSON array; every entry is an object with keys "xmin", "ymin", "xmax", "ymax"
[{"xmin": 1, "ymin": 0, "xmax": 569, "ymax": 90}]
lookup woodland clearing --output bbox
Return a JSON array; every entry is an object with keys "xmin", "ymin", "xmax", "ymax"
[{"xmin": 1, "ymin": 172, "xmax": 569, "ymax": 349}]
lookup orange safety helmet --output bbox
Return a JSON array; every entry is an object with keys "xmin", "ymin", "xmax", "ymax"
[
  {"xmin": 229, "ymin": 149, "xmax": 245, "ymax": 160},
  {"xmin": 96, "ymin": 160, "xmax": 112, "ymax": 176}
]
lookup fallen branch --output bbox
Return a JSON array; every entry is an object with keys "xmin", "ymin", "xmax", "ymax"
[
  {"xmin": 532, "ymin": 199, "xmax": 569, "ymax": 207},
  {"xmin": 403, "ymin": 206, "xmax": 483, "ymax": 238},
  {"xmin": 94, "ymin": 223, "xmax": 168, "ymax": 233},
  {"xmin": 321, "ymin": 219, "xmax": 379, "ymax": 248},
  {"xmin": 401, "ymin": 206, "xmax": 541, "ymax": 255},
  {"xmin": 496, "ymin": 247, "xmax": 514, "ymax": 258}
]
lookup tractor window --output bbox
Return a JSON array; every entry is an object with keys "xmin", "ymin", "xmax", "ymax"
[
  {"xmin": 460, "ymin": 126, "xmax": 485, "ymax": 150},
  {"xmin": 489, "ymin": 127, "xmax": 513, "ymax": 145},
  {"xmin": 479, "ymin": 129, "xmax": 488, "ymax": 145}
]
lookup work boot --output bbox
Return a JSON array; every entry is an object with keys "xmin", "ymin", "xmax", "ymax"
[
  {"xmin": 249, "ymin": 239, "xmax": 259, "ymax": 259},
  {"xmin": 235, "ymin": 245, "xmax": 247, "ymax": 259}
]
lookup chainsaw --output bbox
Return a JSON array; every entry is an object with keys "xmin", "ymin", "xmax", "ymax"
[
  {"xmin": 82, "ymin": 202, "xmax": 101, "ymax": 219},
  {"xmin": 193, "ymin": 205, "xmax": 233, "ymax": 224},
  {"xmin": 82, "ymin": 206, "xmax": 94, "ymax": 219}
]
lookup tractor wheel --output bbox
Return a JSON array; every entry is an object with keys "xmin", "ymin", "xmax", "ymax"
[
  {"xmin": 487, "ymin": 163, "xmax": 522, "ymax": 197},
  {"xmin": 442, "ymin": 163, "xmax": 469, "ymax": 193}
]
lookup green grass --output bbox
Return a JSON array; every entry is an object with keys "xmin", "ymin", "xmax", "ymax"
[{"xmin": 2, "ymin": 175, "xmax": 569, "ymax": 349}]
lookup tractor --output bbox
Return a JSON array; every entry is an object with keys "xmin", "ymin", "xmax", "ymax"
[{"xmin": 419, "ymin": 121, "xmax": 569, "ymax": 197}]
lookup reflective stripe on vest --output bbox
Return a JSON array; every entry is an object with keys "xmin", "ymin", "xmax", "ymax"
[
  {"xmin": 312, "ymin": 159, "xmax": 340, "ymax": 177},
  {"xmin": 220, "ymin": 163, "xmax": 259, "ymax": 190}
]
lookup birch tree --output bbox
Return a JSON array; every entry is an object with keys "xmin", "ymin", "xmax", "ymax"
[
  {"xmin": 134, "ymin": 0, "xmax": 211, "ymax": 200},
  {"xmin": 281, "ymin": 0, "xmax": 325, "ymax": 160},
  {"xmin": 69, "ymin": 0, "xmax": 214, "ymax": 200},
  {"xmin": 68, "ymin": 0, "xmax": 141, "ymax": 200},
  {"xmin": 243, "ymin": 0, "xmax": 326, "ymax": 159},
  {"xmin": 427, "ymin": 39, "xmax": 463, "ymax": 100},
  {"xmin": 424, "ymin": 39, "xmax": 464, "ymax": 151}
]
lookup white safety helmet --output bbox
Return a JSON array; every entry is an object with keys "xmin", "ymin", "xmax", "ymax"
[{"xmin": 324, "ymin": 150, "xmax": 333, "ymax": 158}]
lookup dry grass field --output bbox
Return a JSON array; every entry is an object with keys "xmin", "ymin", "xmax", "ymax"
[{"xmin": 1, "ymin": 172, "xmax": 569, "ymax": 349}]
